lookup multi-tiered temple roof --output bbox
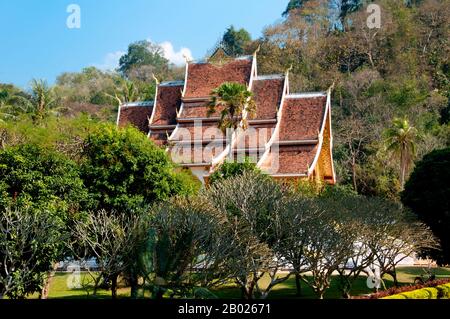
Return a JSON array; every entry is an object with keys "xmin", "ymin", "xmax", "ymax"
[{"xmin": 117, "ymin": 50, "xmax": 336, "ymax": 184}]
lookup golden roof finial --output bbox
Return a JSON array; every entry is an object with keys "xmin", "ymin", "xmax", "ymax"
[
  {"xmin": 253, "ymin": 44, "xmax": 261, "ymax": 56},
  {"xmin": 183, "ymin": 53, "xmax": 192, "ymax": 64},
  {"xmin": 285, "ymin": 64, "xmax": 293, "ymax": 76},
  {"xmin": 152, "ymin": 73, "xmax": 160, "ymax": 85}
]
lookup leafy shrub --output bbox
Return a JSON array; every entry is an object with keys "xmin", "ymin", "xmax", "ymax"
[
  {"xmin": 80, "ymin": 124, "xmax": 197, "ymax": 212},
  {"xmin": 0, "ymin": 143, "xmax": 90, "ymax": 215},
  {"xmin": 383, "ymin": 283, "xmax": 450, "ymax": 299},
  {"xmin": 208, "ymin": 158, "xmax": 261, "ymax": 185},
  {"xmin": 356, "ymin": 279, "xmax": 450, "ymax": 299}
]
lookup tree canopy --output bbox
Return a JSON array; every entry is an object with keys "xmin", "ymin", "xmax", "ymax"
[
  {"xmin": 402, "ymin": 148, "xmax": 450, "ymax": 266},
  {"xmin": 118, "ymin": 40, "xmax": 169, "ymax": 78},
  {"xmin": 80, "ymin": 124, "xmax": 198, "ymax": 213},
  {"xmin": 222, "ymin": 26, "xmax": 252, "ymax": 57}
]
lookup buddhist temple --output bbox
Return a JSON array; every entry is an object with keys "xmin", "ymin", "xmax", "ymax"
[{"xmin": 117, "ymin": 49, "xmax": 336, "ymax": 185}]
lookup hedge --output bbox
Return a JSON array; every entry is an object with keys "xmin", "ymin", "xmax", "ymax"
[{"xmin": 383, "ymin": 283, "xmax": 450, "ymax": 299}]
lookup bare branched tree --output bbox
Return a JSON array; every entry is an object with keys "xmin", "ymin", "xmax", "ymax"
[{"xmin": 71, "ymin": 210, "xmax": 147, "ymax": 299}]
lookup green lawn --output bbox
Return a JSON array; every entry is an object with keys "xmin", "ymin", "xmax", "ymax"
[{"xmin": 28, "ymin": 266, "xmax": 450, "ymax": 299}]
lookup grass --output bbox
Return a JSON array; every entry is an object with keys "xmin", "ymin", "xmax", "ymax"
[{"xmin": 26, "ymin": 266, "xmax": 450, "ymax": 299}]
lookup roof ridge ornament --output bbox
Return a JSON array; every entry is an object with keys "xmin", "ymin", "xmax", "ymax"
[
  {"xmin": 286, "ymin": 64, "xmax": 293, "ymax": 75},
  {"xmin": 328, "ymin": 81, "xmax": 335, "ymax": 93},
  {"xmin": 253, "ymin": 44, "xmax": 261, "ymax": 57},
  {"xmin": 152, "ymin": 73, "xmax": 160, "ymax": 85},
  {"xmin": 183, "ymin": 53, "xmax": 192, "ymax": 64}
]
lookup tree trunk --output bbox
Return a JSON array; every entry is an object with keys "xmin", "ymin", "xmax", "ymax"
[
  {"xmin": 400, "ymin": 148, "xmax": 407, "ymax": 190},
  {"xmin": 351, "ymin": 157, "xmax": 358, "ymax": 192},
  {"xmin": 243, "ymin": 280, "xmax": 255, "ymax": 300},
  {"xmin": 130, "ymin": 272, "xmax": 139, "ymax": 299},
  {"xmin": 295, "ymin": 273, "xmax": 302, "ymax": 297},
  {"xmin": 154, "ymin": 287, "xmax": 164, "ymax": 299},
  {"xmin": 390, "ymin": 270, "xmax": 399, "ymax": 287},
  {"xmin": 40, "ymin": 263, "xmax": 58, "ymax": 299},
  {"xmin": 111, "ymin": 274, "xmax": 118, "ymax": 299},
  {"xmin": 93, "ymin": 275, "xmax": 102, "ymax": 296}
]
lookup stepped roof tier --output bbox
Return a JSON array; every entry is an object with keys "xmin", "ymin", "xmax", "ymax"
[{"xmin": 117, "ymin": 51, "xmax": 336, "ymax": 184}]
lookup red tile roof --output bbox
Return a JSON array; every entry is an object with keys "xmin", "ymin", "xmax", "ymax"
[
  {"xmin": 179, "ymin": 101, "xmax": 225, "ymax": 119},
  {"xmin": 116, "ymin": 54, "xmax": 334, "ymax": 182},
  {"xmin": 234, "ymin": 124, "xmax": 275, "ymax": 149},
  {"xmin": 279, "ymin": 96, "xmax": 327, "ymax": 141},
  {"xmin": 118, "ymin": 106, "xmax": 153, "ymax": 134},
  {"xmin": 151, "ymin": 84, "xmax": 183, "ymax": 126},
  {"xmin": 251, "ymin": 77, "xmax": 284, "ymax": 120},
  {"xmin": 184, "ymin": 57, "xmax": 253, "ymax": 98},
  {"xmin": 149, "ymin": 128, "xmax": 174, "ymax": 146},
  {"xmin": 275, "ymin": 144, "xmax": 319, "ymax": 174}
]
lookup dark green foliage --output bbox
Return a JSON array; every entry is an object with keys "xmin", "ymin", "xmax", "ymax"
[
  {"xmin": 80, "ymin": 124, "xmax": 197, "ymax": 212},
  {"xmin": 340, "ymin": 0, "xmax": 364, "ymax": 18},
  {"xmin": 0, "ymin": 144, "xmax": 90, "ymax": 215},
  {"xmin": 118, "ymin": 40, "xmax": 169, "ymax": 77},
  {"xmin": 209, "ymin": 158, "xmax": 261, "ymax": 185},
  {"xmin": 402, "ymin": 148, "xmax": 450, "ymax": 265},
  {"xmin": 0, "ymin": 208, "xmax": 67, "ymax": 299},
  {"xmin": 222, "ymin": 26, "xmax": 252, "ymax": 57},
  {"xmin": 283, "ymin": 0, "xmax": 307, "ymax": 16}
]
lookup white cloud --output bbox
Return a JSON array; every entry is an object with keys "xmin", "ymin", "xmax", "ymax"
[
  {"xmin": 93, "ymin": 51, "xmax": 125, "ymax": 71},
  {"xmin": 158, "ymin": 41, "xmax": 193, "ymax": 66}
]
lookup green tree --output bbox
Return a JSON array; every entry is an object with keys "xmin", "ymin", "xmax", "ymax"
[
  {"xmin": 402, "ymin": 148, "xmax": 450, "ymax": 266},
  {"xmin": 0, "ymin": 143, "xmax": 90, "ymax": 214},
  {"xmin": 106, "ymin": 78, "xmax": 141, "ymax": 106},
  {"xmin": 0, "ymin": 85, "xmax": 34, "ymax": 122},
  {"xmin": 141, "ymin": 196, "xmax": 227, "ymax": 299},
  {"xmin": 80, "ymin": 124, "xmax": 196, "ymax": 213},
  {"xmin": 55, "ymin": 67, "xmax": 119, "ymax": 106},
  {"xmin": 72, "ymin": 209, "xmax": 146, "ymax": 299},
  {"xmin": 118, "ymin": 40, "xmax": 169, "ymax": 78},
  {"xmin": 209, "ymin": 158, "xmax": 260, "ymax": 185},
  {"xmin": 205, "ymin": 172, "xmax": 287, "ymax": 299},
  {"xmin": 208, "ymin": 82, "xmax": 256, "ymax": 133},
  {"xmin": 384, "ymin": 118, "xmax": 419, "ymax": 189},
  {"xmin": 0, "ymin": 208, "xmax": 67, "ymax": 299},
  {"xmin": 27, "ymin": 79, "xmax": 61, "ymax": 121},
  {"xmin": 222, "ymin": 26, "xmax": 252, "ymax": 56}
]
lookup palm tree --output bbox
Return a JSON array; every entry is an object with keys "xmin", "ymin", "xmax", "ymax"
[
  {"xmin": 384, "ymin": 117, "xmax": 418, "ymax": 189},
  {"xmin": 0, "ymin": 80, "xmax": 61, "ymax": 123},
  {"xmin": 208, "ymin": 82, "xmax": 256, "ymax": 134},
  {"xmin": 0, "ymin": 89, "xmax": 33, "ymax": 122},
  {"xmin": 29, "ymin": 79, "xmax": 59, "ymax": 120},
  {"xmin": 106, "ymin": 78, "xmax": 140, "ymax": 106}
]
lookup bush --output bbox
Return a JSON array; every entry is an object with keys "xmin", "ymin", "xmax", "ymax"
[
  {"xmin": 383, "ymin": 283, "xmax": 450, "ymax": 299},
  {"xmin": 208, "ymin": 158, "xmax": 261, "ymax": 185},
  {"xmin": 80, "ymin": 124, "xmax": 197, "ymax": 212},
  {"xmin": 0, "ymin": 143, "xmax": 90, "ymax": 215}
]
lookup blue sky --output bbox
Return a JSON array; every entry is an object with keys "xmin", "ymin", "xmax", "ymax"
[{"xmin": 0, "ymin": 0, "xmax": 286, "ymax": 88}]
